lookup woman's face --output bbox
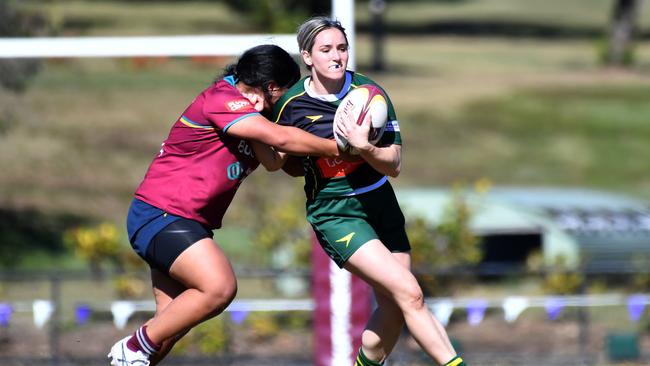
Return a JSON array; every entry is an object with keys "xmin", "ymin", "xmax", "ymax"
[
  {"xmin": 263, "ymin": 85, "xmax": 288, "ymax": 113},
  {"xmin": 302, "ymin": 27, "xmax": 348, "ymax": 81}
]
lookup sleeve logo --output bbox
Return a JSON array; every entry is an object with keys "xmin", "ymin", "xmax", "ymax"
[{"xmin": 226, "ymin": 99, "xmax": 252, "ymax": 112}]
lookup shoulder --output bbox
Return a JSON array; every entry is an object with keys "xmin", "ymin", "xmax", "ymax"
[
  {"xmin": 272, "ymin": 77, "xmax": 309, "ymax": 122},
  {"xmin": 207, "ymin": 79, "xmax": 240, "ymax": 99},
  {"xmin": 350, "ymin": 72, "xmax": 379, "ymax": 88},
  {"xmin": 204, "ymin": 80, "xmax": 255, "ymax": 112}
]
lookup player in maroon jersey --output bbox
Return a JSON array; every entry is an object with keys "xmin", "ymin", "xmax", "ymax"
[{"xmin": 108, "ymin": 45, "xmax": 344, "ymax": 366}]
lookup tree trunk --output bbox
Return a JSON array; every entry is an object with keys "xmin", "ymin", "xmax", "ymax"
[{"xmin": 606, "ymin": 0, "xmax": 641, "ymax": 66}]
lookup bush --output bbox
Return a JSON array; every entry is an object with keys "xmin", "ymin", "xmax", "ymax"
[{"xmin": 408, "ymin": 183, "xmax": 483, "ymax": 295}]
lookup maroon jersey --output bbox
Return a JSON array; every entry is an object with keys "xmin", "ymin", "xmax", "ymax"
[{"xmin": 134, "ymin": 76, "xmax": 260, "ymax": 229}]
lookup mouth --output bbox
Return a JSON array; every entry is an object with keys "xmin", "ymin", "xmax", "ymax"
[{"xmin": 329, "ymin": 64, "xmax": 342, "ymax": 70}]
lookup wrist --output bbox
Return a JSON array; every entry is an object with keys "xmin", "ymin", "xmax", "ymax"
[{"xmin": 355, "ymin": 142, "xmax": 374, "ymax": 154}]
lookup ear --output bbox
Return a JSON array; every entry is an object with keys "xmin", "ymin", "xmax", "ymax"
[
  {"xmin": 266, "ymin": 81, "xmax": 279, "ymax": 91},
  {"xmin": 301, "ymin": 50, "xmax": 312, "ymax": 67}
]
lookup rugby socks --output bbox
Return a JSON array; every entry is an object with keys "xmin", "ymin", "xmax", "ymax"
[
  {"xmin": 126, "ymin": 325, "xmax": 161, "ymax": 356},
  {"xmin": 354, "ymin": 347, "xmax": 383, "ymax": 366},
  {"xmin": 443, "ymin": 355, "xmax": 466, "ymax": 366}
]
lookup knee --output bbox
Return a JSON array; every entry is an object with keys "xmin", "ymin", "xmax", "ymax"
[
  {"xmin": 202, "ymin": 279, "xmax": 238, "ymax": 314},
  {"xmin": 397, "ymin": 280, "xmax": 425, "ymax": 312}
]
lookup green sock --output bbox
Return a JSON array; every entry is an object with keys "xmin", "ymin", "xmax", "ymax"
[
  {"xmin": 354, "ymin": 347, "xmax": 383, "ymax": 366},
  {"xmin": 443, "ymin": 355, "xmax": 466, "ymax": 366}
]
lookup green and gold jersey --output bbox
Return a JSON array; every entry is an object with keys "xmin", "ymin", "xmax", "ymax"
[{"xmin": 272, "ymin": 71, "xmax": 402, "ymax": 200}]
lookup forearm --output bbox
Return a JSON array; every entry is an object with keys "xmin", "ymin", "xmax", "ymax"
[
  {"xmin": 251, "ymin": 141, "xmax": 286, "ymax": 171},
  {"xmin": 225, "ymin": 115, "xmax": 339, "ymax": 158},
  {"xmin": 356, "ymin": 144, "xmax": 401, "ymax": 177},
  {"xmin": 273, "ymin": 126, "xmax": 339, "ymax": 157}
]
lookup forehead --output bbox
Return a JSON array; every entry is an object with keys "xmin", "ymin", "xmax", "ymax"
[{"xmin": 313, "ymin": 28, "xmax": 347, "ymax": 47}]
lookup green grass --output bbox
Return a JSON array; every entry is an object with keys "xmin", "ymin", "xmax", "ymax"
[{"xmin": 400, "ymin": 84, "xmax": 650, "ymax": 198}]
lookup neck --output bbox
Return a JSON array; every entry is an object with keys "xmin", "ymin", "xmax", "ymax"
[{"xmin": 309, "ymin": 72, "xmax": 345, "ymax": 95}]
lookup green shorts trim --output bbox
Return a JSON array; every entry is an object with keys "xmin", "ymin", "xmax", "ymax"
[{"xmin": 307, "ymin": 181, "xmax": 411, "ymax": 267}]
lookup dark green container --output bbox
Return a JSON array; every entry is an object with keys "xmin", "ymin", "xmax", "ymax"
[{"xmin": 605, "ymin": 332, "xmax": 639, "ymax": 361}]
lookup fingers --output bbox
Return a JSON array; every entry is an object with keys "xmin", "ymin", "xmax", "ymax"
[
  {"xmin": 362, "ymin": 113, "xmax": 372, "ymax": 127},
  {"xmin": 241, "ymin": 92, "xmax": 264, "ymax": 112},
  {"xmin": 335, "ymin": 123, "xmax": 346, "ymax": 138}
]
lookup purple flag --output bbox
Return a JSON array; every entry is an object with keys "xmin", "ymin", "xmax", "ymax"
[
  {"xmin": 0, "ymin": 303, "xmax": 12, "ymax": 327},
  {"xmin": 467, "ymin": 299, "xmax": 488, "ymax": 326},
  {"xmin": 627, "ymin": 295, "xmax": 646, "ymax": 322},
  {"xmin": 75, "ymin": 304, "xmax": 92, "ymax": 326},
  {"xmin": 229, "ymin": 309, "xmax": 249, "ymax": 325},
  {"xmin": 545, "ymin": 297, "xmax": 565, "ymax": 320}
]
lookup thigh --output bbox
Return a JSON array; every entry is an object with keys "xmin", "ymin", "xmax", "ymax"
[
  {"xmin": 345, "ymin": 240, "xmax": 420, "ymax": 302},
  {"xmin": 146, "ymin": 218, "xmax": 214, "ymax": 273},
  {"xmin": 168, "ymin": 238, "xmax": 236, "ymax": 294},
  {"xmin": 151, "ymin": 268, "xmax": 186, "ymax": 312},
  {"xmin": 372, "ymin": 251, "xmax": 412, "ymax": 308}
]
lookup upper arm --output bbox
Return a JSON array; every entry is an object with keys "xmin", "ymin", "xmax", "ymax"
[{"xmin": 225, "ymin": 114, "xmax": 283, "ymax": 144}]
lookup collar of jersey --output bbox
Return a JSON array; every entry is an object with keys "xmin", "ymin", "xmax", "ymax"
[
  {"xmin": 224, "ymin": 74, "xmax": 239, "ymax": 86},
  {"xmin": 303, "ymin": 71, "xmax": 352, "ymax": 102}
]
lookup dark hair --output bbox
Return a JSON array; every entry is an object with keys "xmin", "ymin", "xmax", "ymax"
[{"xmin": 221, "ymin": 44, "xmax": 300, "ymax": 91}]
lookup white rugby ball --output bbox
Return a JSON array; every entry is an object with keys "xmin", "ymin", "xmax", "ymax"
[{"xmin": 333, "ymin": 84, "xmax": 388, "ymax": 153}]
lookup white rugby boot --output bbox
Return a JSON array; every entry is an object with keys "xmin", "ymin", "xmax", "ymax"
[{"xmin": 107, "ymin": 336, "xmax": 150, "ymax": 366}]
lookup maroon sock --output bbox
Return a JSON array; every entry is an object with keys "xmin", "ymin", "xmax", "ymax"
[{"xmin": 126, "ymin": 325, "xmax": 161, "ymax": 356}]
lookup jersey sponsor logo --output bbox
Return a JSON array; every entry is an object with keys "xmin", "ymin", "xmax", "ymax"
[
  {"xmin": 316, "ymin": 157, "xmax": 363, "ymax": 178},
  {"xmin": 335, "ymin": 232, "xmax": 355, "ymax": 247},
  {"xmin": 227, "ymin": 162, "xmax": 243, "ymax": 180},
  {"xmin": 306, "ymin": 115, "xmax": 323, "ymax": 122},
  {"xmin": 237, "ymin": 140, "xmax": 254, "ymax": 158},
  {"xmin": 226, "ymin": 99, "xmax": 252, "ymax": 112},
  {"xmin": 385, "ymin": 120, "xmax": 400, "ymax": 132}
]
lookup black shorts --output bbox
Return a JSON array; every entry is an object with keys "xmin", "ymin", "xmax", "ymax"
[{"xmin": 145, "ymin": 218, "xmax": 213, "ymax": 273}]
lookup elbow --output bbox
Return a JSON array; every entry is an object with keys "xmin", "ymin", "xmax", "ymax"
[
  {"xmin": 268, "ymin": 132, "xmax": 291, "ymax": 151},
  {"xmin": 262, "ymin": 164, "xmax": 282, "ymax": 172},
  {"xmin": 388, "ymin": 161, "xmax": 401, "ymax": 178}
]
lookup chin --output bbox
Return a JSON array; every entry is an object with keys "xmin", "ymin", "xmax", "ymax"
[{"xmin": 326, "ymin": 69, "xmax": 346, "ymax": 80}]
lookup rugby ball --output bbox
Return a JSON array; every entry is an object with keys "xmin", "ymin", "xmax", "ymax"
[{"xmin": 333, "ymin": 84, "xmax": 388, "ymax": 153}]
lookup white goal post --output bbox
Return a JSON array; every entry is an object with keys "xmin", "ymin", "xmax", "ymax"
[{"xmin": 0, "ymin": 0, "xmax": 356, "ymax": 68}]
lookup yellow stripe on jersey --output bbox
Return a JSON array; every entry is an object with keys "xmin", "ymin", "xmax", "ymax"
[
  {"xmin": 180, "ymin": 116, "xmax": 215, "ymax": 130},
  {"xmin": 273, "ymin": 91, "xmax": 306, "ymax": 123}
]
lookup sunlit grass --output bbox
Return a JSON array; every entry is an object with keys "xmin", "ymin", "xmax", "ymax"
[{"xmin": 400, "ymin": 84, "xmax": 650, "ymax": 199}]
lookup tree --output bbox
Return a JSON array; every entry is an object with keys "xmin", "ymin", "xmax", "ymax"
[
  {"xmin": 0, "ymin": 1, "xmax": 46, "ymax": 92},
  {"xmin": 223, "ymin": 0, "xmax": 331, "ymax": 32},
  {"xmin": 606, "ymin": 0, "xmax": 642, "ymax": 66}
]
